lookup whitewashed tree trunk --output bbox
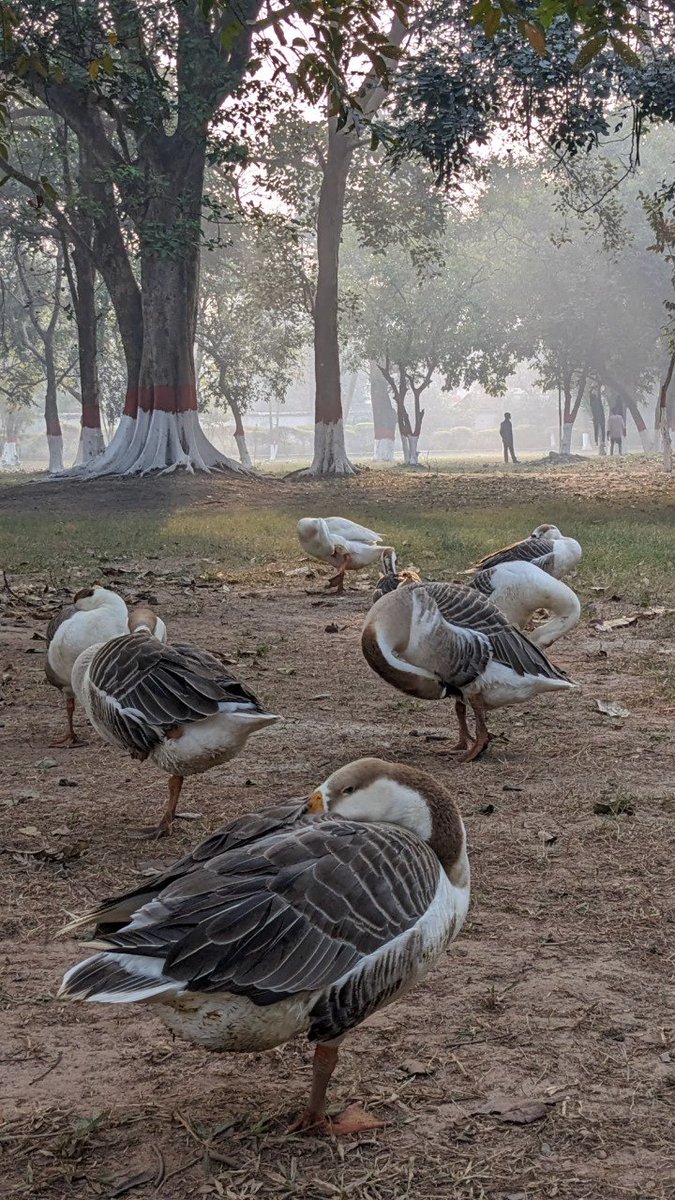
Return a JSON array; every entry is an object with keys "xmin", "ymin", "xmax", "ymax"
[
  {"xmin": 407, "ymin": 435, "xmax": 420, "ymax": 465},
  {"xmin": 75, "ymin": 425, "xmax": 106, "ymax": 465},
  {"xmin": 76, "ymin": 409, "xmax": 241, "ymax": 477},
  {"xmin": 0, "ymin": 438, "xmax": 20, "ymax": 468},
  {"xmin": 309, "ymin": 420, "xmax": 355, "ymax": 475},
  {"xmin": 599, "ymin": 434, "xmax": 607, "ymax": 456},
  {"xmin": 234, "ymin": 432, "xmax": 252, "ymax": 470},
  {"xmin": 638, "ymin": 426, "xmax": 653, "ymax": 452},
  {"xmin": 560, "ymin": 423, "xmax": 574, "ymax": 455},
  {"xmin": 401, "ymin": 434, "xmax": 411, "ymax": 465},
  {"xmin": 373, "ymin": 437, "xmax": 395, "ymax": 461},
  {"xmin": 47, "ymin": 434, "xmax": 64, "ymax": 474}
]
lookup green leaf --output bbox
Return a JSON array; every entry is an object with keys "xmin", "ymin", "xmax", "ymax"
[
  {"xmin": 575, "ymin": 34, "xmax": 607, "ymax": 69},
  {"xmin": 483, "ymin": 7, "xmax": 502, "ymax": 40},
  {"xmin": 610, "ymin": 37, "xmax": 642, "ymax": 69},
  {"xmin": 89, "ymin": 60, "xmax": 99, "ymax": 81},
  {"xmin": 100, "ymin": 51, "xmax": 114, "ymax": 76},
  {"xmin": 522, "ymin": 21, "xmax": 547, "ymax": 56},
  {"xmin": 39, "ymin": 175, "xmax": 59, "ymax": 201}
]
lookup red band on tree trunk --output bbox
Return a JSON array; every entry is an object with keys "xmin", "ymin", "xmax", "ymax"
[
  {"xmin": 46, "ymin": 421, "xmax": 62, "ymax": 437},
  {"xmin": 7, "ymin": 436, "xmax": 17, "ymax": 444},
  {"xmin": 123, "ymin": 388, "xmax": 139, "ymax": 418},
  {"xmin": 81, "ymin": 404, "xmax": 102, "ymax": 429},
  {"xmin": 137, "ymin": 385, "xmax": 198, "ymax": 414}
]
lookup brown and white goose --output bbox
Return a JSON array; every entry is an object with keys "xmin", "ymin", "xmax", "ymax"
[
  {"xmin": 45, "ymin": 584, "xmax": 129, "ymax": 747},
  {"xmin": 362, "ymin": 581, "xmax": 574, "ymax": 762},
  {"xmin": 70, "ymin": 632, "xmax": 279, "ymax": 837},
  {"xmin": 58, "ymin": 757, "xmax": 470, "ymax": 1135},
  {"xmin": 127, "ymin": 604, "xmax": 168, "ymax": 643},
  {"xmin": 465, "ymin": 524, "xmax": 582, "ymax": 580},
  {"xmin": 468, "ymin": 560, "xmax": 580, "ymax": 648}
]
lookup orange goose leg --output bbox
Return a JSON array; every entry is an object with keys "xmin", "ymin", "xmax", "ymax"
[
  {"xmin": 457, "ymin": 697, "xmax": 490, "ymax": 763},
  {"xmin": 128, "ymin": 774, "xmax": 185, "ymax": 840},
  {"xmin": 326, "ymin": 553, "xmax": 351, "ymax": 594},
  {"xmin": 49, "ymin": 696, "xmax": 85, "ymax": 748},
  {"xmin": 288, "ymin": 1044, "xmax": 384, "ymax": 1136}
]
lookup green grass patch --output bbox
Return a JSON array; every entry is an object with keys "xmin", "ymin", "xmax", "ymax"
[{"xmin": 1, "ymin": 480, "xmax": 674, "ymax": 605}]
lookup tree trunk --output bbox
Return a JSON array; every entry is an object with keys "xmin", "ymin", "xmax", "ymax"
[
  {"xmin": 44, "ymin": 343, "xmax": 63, "ymax": 474},
  {"xmin": 75, "ymin": 152, "xmax": 243, "ymax": 477},
  {"xmin": 560, "ymin": 423, "xmax": 574, "ymax": 454},
  {"xmin": 625, "ymin": 397, "xmax": 652, "ymax": 452},
  {"xmin": 658, "ymin": 351, "xmax": 675, "ymax": 472},
  {"xmin": 306, "ymin": 121, "xmax": 355, "ymax": 476},
  {"xmin": 72, "ymin": 243, "xmax": 106, "ymax": 463},
  {"xmin": 224, "ymin": 384, "xmax": 252, "ymax": 470},
  {"xmin": 0, "ymin": 410, "xmax": 20, "ymax": 468},
  {"xmin": 370, "ymin": 361, "xmax": 396, "ymax": 461},
  {"xmin": 559, "ymin": 369, "xmax": 587, "ymax": 455}
]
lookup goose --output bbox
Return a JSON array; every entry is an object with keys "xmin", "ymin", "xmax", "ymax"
[
  {"xmin": 465, "ymin": 524, "xmax": 582, "ymax": 580},
  {"xmin": 468, "ymin": 560, "xmax": 580, "ymax": 648},
  {"xmin": 127, "ymin": 604, "xmax": 168, "ymax": 643},
  {"xmin": 297, "ymin": 517, "xmax": 394, "ymax": 593},
  {"xmin": 58, "ymin": 757, "xmax": 470, "ymax": 1135},
  {"xmin": 373, "ymin": 549, "xmax": 421, "ymax": 603},
  {"xmin": 70, "ymin": 632, "xmax": 279, "ymax": 837},
  {"xmin": 45, "ymin": 584, "xmax": 129, "ymax": 747},
  {"xmin": 362, "ymin": 581, "xmax": 574, "ymax": 762}
]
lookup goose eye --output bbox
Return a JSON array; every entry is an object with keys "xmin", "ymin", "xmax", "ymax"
[{"xmin": 341, "ymin": 785, "xmax": 355, "ymax": 796}]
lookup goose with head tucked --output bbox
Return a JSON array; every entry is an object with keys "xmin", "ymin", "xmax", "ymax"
[
  {"xmin": 127, "ymin": 604, "xmax": 168, "ymax": 643},
  {"xmin": 58, "ymin": 757, "xmax": 470, "ymax": 1135},
  {"xmin": 362, "ymin": 581, "xmax": 575, "ymax": 762},
  {"xmin": 71, "ymin": 632, "xmax": 279, "ymax": 837},
  {"xmin": 45, "ymin": 584, "xmax": 129, "ymax": 747},
  {"xmin": 468, "ymin": 560, "xmax": 581, "ymax": 648},
  {"xmin": 297, "ymin": 517, "xmax": 394, "ymax": 593},
  {"xmin": 465, "ymin": 524, "xmax": 582, "ymax": 581}
]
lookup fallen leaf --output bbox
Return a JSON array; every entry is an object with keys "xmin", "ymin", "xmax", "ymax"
[
  {"xmin": 58, "ymin": 778, "xmax": 78, "ymax": 788},
  {"xmin": 402, "ymin": 1059, "xmax": 434, "ymax": 1076},
  {"xmin": 502, "ymin": 783, "xmax": 523, "ymax": 793},
  {"xmin": 35, "ymin": 756, "xmax": 58, "ymax": 769},
  {"xmin": 595, "ymin": 700, "xmax": 630, "ymax": 718},
  {"xmin": 324, "ymin": 623, "xmax": 339, "ymax": 633},
  {"xmin": 308, "ymin": 693, "xmax": 330, "ymax": 701},
  {"xmin": 476, "ymin": 803, "xmax": 495, "ymax": 815},
  {"xmin": 18, "ymin": 825, "xmax": 40, "ymax": 837},
  {"xmin": 538, "ymin": 830, "xmax": 558, "ymax": 846},
  {"xmin": 469, "ymin": 1096, "xmax": 551, "ymax": 1124},
  {"xmin": 591, "ymin": 616, "xmax": 637, "ymax": 632},
  {"xmin": 593, "ymin": 798, "xmax": 635, "ymax": 816},
  {"xmin": 277, "ymin": 666, "xmax": 296, "ymax": 675}
]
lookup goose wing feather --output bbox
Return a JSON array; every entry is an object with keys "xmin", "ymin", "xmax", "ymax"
[
  {"xmin": 324, "ymin": 517, "xmax": 382, "ymax": 544},
  {"xmin": 45, "ymin": 606, "xmax": 77, "ymax": 687},
  {"xmin": 422, "ymin": 582, "xmax": 569, "ymax": 682},
  {"xmin": 470, "ymin": 536, "xmax": 554, "ymax": 573},
  {"xmin": 63, "ymin": 798, "xmax": 313, "ymax": 935},
  {"xmin": 87, "ymin": 634, "xmax": 266, "ymax": 757},
  {"xmin": 92, "ymin": 820, "xmax": 441, "ymax": 1039},
  {"xmin": 406, "ymin": 585, "xmax": 491, "ymax": 689}
]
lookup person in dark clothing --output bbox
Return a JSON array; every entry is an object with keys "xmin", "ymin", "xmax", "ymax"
[{"xmin": 499, "ymin": 412, "xmax": 518, "ymax": 463}]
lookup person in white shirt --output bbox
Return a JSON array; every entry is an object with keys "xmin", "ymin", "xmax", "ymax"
[{"xmin": 607, "ymin": 409, "xmax": 626, "ymax": 455}]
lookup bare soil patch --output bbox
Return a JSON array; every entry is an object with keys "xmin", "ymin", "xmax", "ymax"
[{"xmin": 1, "ymin": 470, "xmax": 674, "ymax": 1199}]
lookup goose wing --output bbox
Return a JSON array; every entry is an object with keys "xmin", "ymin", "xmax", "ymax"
[
  {"xmin": 405, "ymin": 584, "xmax": 492, "ymax": 690},
  {"xmin": 324, "ymin": 517, "xmax": 382, "ymax": 544},
  {"xmin": 469, "ymin": 536, "xmax": 554, "ymax": 573},
  {"xmin": 423, "ymin": 582, "xmax": 569, "ymax": 682},
  {"xmin": 45, "ymin": 605, "xmax": 77, "ymax": 687},
  {"xmin": 87, "ymin": 633, "xmax": 266, "ymax": 758},
  {"xmin": 62, "ymin": 797, "xmax": 313, "ymax": 936},
  {"xmin": 79, "ymin": 820, "xmax": 443, "ymax": 1042}
]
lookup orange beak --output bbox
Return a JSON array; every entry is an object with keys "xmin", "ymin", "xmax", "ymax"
[{"xmin": 306, "ymin": 790, "xmax": 325, "ymax": 814}]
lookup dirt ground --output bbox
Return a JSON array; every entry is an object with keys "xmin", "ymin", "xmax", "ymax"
[{"xmin": 1, "ymin": 470, "xmax": 674, "ymax": 1200}]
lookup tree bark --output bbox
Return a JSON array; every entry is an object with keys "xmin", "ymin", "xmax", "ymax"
[
  {"xmin": 370, "ymin": 361, "xmax": 396, "ymax": 461},
  {"xmin": 44, "ymin": 333, "xmax": 63, "ymax": 473},
  {"xmin": 559, "ymin": 369, "xmax": 587, "ymax": 454},
  {"xmin": 229, "ymin": 394, "xmax": 252, "ymax": 469},
  {"xmin": 76, "ymin": 150, "xmax": 242, "ymax": 477},
  {"xmin": 658, "ymin": 351, "xmax": 675, "ymax": 472},
  {"xmin": 0, "ymin": 410, "xmax": 20, "ymax": 468},
  {"xmin": 307, "ymin": 120, "xmax": 355, "ymax": 477}
]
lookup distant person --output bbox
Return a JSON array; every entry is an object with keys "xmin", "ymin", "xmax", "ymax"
[
  {"xmin": 499, "ymin": 412, "xmax": 518, "ymax": 463},
  {"xmin": 607, "ymin": 408, "xmax": 626, "ymax": 456}
]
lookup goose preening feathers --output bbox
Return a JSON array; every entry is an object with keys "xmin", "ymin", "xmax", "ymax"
[
  {"xmin": 45, "ymin": 584, "xmax": 129, "ymax": 747},
  {"xmin": 71, "ymin": 632, "xmax": 279, "ymax": 837},
  {"xmin": 297, "ymin": 517, "xmax": 393, "ymax": 593},
  {"xmin": 469, "ymin": 560, "xmax": 581, "ymax": 648},
  {"xmin": 362, "ymin": 581, "xmax": 574, "ymax": 762},
  {"xmin": 128, "ymin": 604, "xmax": 168, "ymax": 643},
  {"xmin": 466, "ymin": 524, "xmax": 582, "ymax": 580},
  {"xmin": 373, "ymin": 550, "xmax": 422, "ymax": 603},
  {"xmin": 58, "ymin": 758, "xmax": 470, "ymax": 1135}
]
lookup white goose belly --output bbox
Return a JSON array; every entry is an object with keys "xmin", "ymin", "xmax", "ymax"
[
  {"xmin": 152, "ymin": 714, "xmax": 248, "ymax": 777},
  {"xmin": 470, "ymin": 660, "xmax": 569, "ymax": 708},
  {"xmin": 154, "ymin": 990, "xmax": 313, "ymax": 1052}
]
